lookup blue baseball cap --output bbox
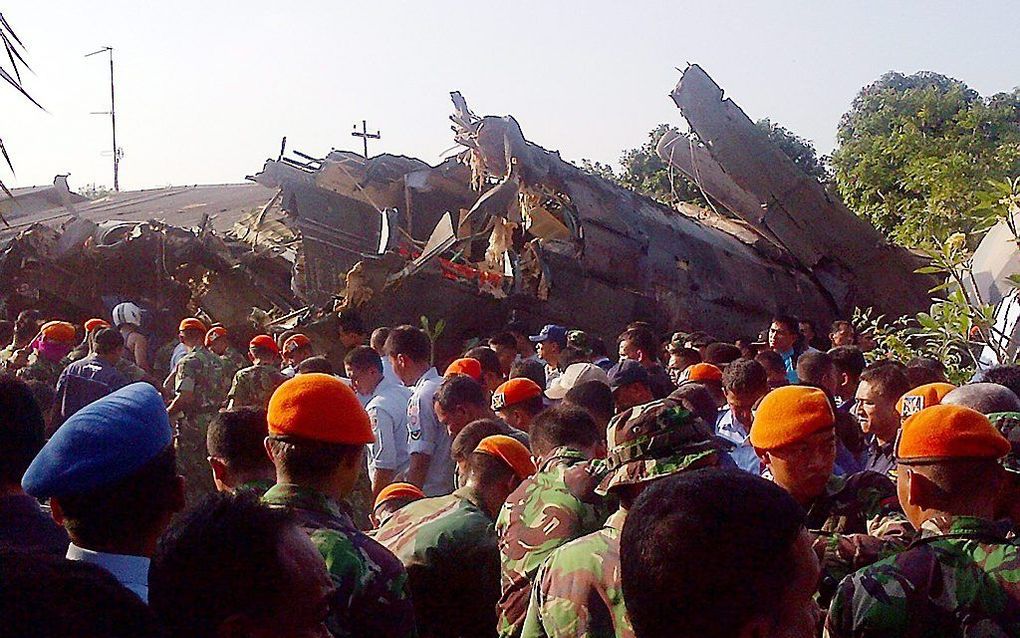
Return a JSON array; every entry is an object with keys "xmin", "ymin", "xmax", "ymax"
[
  {"xmin": 529, "ymin": 324, "xmax": 567, "ymax": 346},
  {"xmin": 608, "ymin": 359, "xmax": 650, "ymax": 391},
  {"xmin": 22, "ymin": 382, "xmax": 173, "ymax": 498}
]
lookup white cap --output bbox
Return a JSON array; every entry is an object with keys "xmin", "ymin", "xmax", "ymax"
[{"xmin": 545, "ymin": 362, "xmax": 610, "ymax": 400}]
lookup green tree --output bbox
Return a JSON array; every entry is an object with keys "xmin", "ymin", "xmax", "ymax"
[
  {"xmin": 755, "ymin": 118, "xmax": 829, "ymax": 180},
  {"xmin": 831, "ymin": 71, "xmax": 1020, "ymax": 247}
]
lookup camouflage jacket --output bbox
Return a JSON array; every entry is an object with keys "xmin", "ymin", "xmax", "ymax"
[
  {"xmin": 262, "ymin": 483, "xmax": 416, "ymax": 638},
  {"xmin": 219, "ymin": 348, "xmax": 248, "ymax": 385},
  {"xmin": 227, "ymin": 363, "xmax": 285, "ymax": 410},
  {"xmin": 825, "ymin": 515, "xmax": 1020, "ymax": 637},
  {"xmin": 16, "ymin": 354, "xmax": 65, "ymax": 388},
  {"xmin": 520, "ymin": 509, "xmax": 632, "ymax": 638},
  {"xmin": 496, "ymin": 447, "xmax": 608, "ymax": 638},
  {"xmin": 114, "ymin": 356, "xmax": 148, "ymax": 383},
  {"xmin": 375, "ymin": 486, "xmax": 501, "ymax": 638},
  {"xmin": 173, "ymin": 346, "xmax": 226, "ymax": 417}
]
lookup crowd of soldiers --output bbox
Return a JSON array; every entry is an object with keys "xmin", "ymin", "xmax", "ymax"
[{"xmin": 2, "ymin": 305, "xmax": 1020, "ymax": 638}]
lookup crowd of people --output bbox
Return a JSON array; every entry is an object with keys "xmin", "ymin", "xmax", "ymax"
[{"xmin": 2, "ymin": 305, "xmax": 1020, "ymax": 637}]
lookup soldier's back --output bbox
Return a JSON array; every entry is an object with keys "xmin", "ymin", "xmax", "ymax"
[{"xmin": 228, "ymin": 364, "xmax": 285, "ymax": 409}]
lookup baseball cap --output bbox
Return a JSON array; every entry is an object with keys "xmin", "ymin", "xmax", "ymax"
[
  {"xmin": 529, "ymin": 325, "xmax": 567, "ymax": 347},
  {"xmin": 608, "ymin": 359, "xmax": 649, "ymax": 392},
  {"xmin": 545, "ymin": 362, "xmax": 610, "ymax": 400}
]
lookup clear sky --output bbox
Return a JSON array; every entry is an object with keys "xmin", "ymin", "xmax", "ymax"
[{"xmin": 2, "ymin": 0, "xmax": 1018, "ymax": 191}]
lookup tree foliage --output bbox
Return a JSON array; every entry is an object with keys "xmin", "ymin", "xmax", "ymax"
[
  {"xmin": 0, "ymin": 12, "xmax": 41, "ymax": 200},
  {"xmin": 755, "ymin": 118, "xmax": 828, "ymax": 180},
  {"xmin": 831, "ymin": 71, "xmax": 1020, "ymax": 247}
]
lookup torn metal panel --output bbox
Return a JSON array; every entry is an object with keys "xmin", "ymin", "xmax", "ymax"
[{"xmin": 662, "ymin": 64, "xmax": 932, "ymax": 317}]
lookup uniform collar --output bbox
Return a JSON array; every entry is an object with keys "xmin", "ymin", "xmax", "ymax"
[
  {"xmin": 538, "ymin": 447, "xmax": 588, "ymax": 472},
  {"xmin": 262, "ymin": 482, "xmax": 343, "ymax": 519},
  {"xmin": 453, "ymin": 485, "xmax": 493, "ymax": 520},
  {"xmin": 916, "ymin": 514, "xmax": 1010, "ymax": 541},
  {"xmin": 66, "ymin": 542, "xmax": 150, "ymax": 602},
  {"xmin": 414, "ymin": 367, "xmax": 440, "ymax": 388}
]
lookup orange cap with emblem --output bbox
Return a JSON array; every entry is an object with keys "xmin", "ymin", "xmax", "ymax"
[
  {"xmin": 492, "ymin": 378, "xmax": 543, "ymax": 411},
  {"xmin": 179, "ymin": 317, "xmax": 207, "ymax": 333},
  {"xmin": 897, "ymin": 404, "xmax": 1011, "ymax": 463},
  {"xmin": 373, "ymin": 482, "xmax": 426, "ymax": 511},
  {"xmin": 84, "ymin": 318, "xmax": 110, "ymax": 333},
  {"xmin": 445, "ymin": 358, "xmax": 482, "ymax": 382},
  {"xmin": 205, "ymin": 326, "xmax": 227, "ymax": 346},
  {"xmin": 749, "ymin": 385, "xmax": 835, "ymax": 450},
  {"xmin": 283, "ymin": 333, "xmax": 311, "ymax": 355},
  {"xmin": 896, "ymin": 382, "xmax": 956, "ymax": 418},
  {"xmin": 267, "ymin": 373, "xmax": 373, "ymax": 445},
  {"xmin": 474, "ymin": 435, "xmax": 536, "ymax": 480},
  {"xmin": 681, "ymin": 363, "xmax": 723, "ymax": 383},
  {"xmin": 40, "ymin": 321, "xmax": 76, "ymax": 343},
  {"xmin": 249, "ymin": 334, "xmax": 280, "ymax": 354}
]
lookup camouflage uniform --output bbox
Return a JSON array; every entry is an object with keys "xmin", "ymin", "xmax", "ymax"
[
  {"xmin": 226, "ymin": 363, "xmax": 285, "ymax": 410},
  {"xmin": 114, "ymin": 356, "xmax": 148, "ymax": 383},
  {"xmin": 173, "ymin": 346, "xmax": 226, "ymax": 501},
  {"xmin": 521, "ymin": 400, "xmax": 719, "ymax": 638},
  {"xmin": 218, "ymin": 348, "xmax": 248, "ymax": 387},
  {"xmin": 826, "ymin": 515, "xmax": 1020, "ymax": 637},
  {"xmin": 804, "ymin": 471, "xmax": 915, "ymax": 605},
  {"xmin": 262, "ymin": 483, "xmax": 416, "ymax": 638},
  {"xmin": 16, "ymin": 354, "xmax": 65, "ymax": 388},
  {"xmin": 375, "ymin": 486, "xmax": 501, "ymax": 637},
  {"xmin": 496, "ymin": 447, "xmax": 608, "ymax": 638}
]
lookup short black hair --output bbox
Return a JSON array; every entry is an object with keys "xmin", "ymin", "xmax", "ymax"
[
  {"xmin": 799, "ymin": 318, "xmax": 817, "ymax": 331},
  {"xmin": 266, "ymin": 436, "xmax": 363, "ymax": 484},
  {"xmin": 56, "ymin": 446, "xmax": 180, "ymax": 548},
  {"xmin": 667, "ymin": 383, "xmax": 718, "ymax": 426},
  {"xmin": 297, "ymin": 356, "xmax": 334, "ymax": 375},
  {"xmin": 337, "ymin": 309, "xmax": 366, "ymax": 335},
  {"xmin": 796, "ymin": 350, "xmax": 834, "ymax": 387},
  {"xmin": 828, "ymin": 346, "xmax": 866, "ymax": 378},
  {"xmin": 384, "ymin": 325, "xmax": 431, "ymax": 363},
  {"xmin": 557, "ymin": 346, "xmax": 589, "ymax": 369},
  {"xmin": 434, "ymin": 374, "xmax": 486, "ymax": 412},
  {"xmin": 467, "ymin": 448, "xmax": 516, "ymax": 485},
  {"xmin": 859, "ymin": 363, "xmax": 911, "ymax": 400},
  {"xmin": 618, "ymin": 327, "xmax": 657, "ymax": 359},
  {"xmin": 720, "ymin": 359, "xmax": 768, "ymax": 395},
  {"xmin": 830, "ymin": 320, "xmax": 855, "ymax": 335},
  {"xmin": 510, "ymin": 359, "xmax": 546, "ymax": 390},
  {"xmin": 451, "ymin": 419, "xmax": 511, "ymax": 462},
  {"xmin": 771, "ymin": 315, "xmax": 799, "ymax": 334},
  {"xmin": 905, "ymin": 356, "xmax": 947, "ymax": 387},
  {"xmin": 345, "ymin": 345, "xmax": 383, "ymax": 373},
  {"xmin": 0, "ymin": 375, "xmax": 45, "ymax": 486},
  {"xmin": 563, "ymin": 380, "xmax": 614, "ymax": 426},
  {"xmin": 207, "ymin": 408, "xmax": 272, "ymax": 474},
  {"xmin": 370, "ymin": 327, "xmax": 391, "ymax": 353},
  {"xmin": 754, "ymin": 349, "xmax": 785, "ymax": 374},
  {"xmin": 0, "ymin": 548, "xmax": 163, "ymax": 637},
  {"xmin": 93, "ymin": 327, "xmax": 124, "ymax": 355},
  {"xmin": 150, "ymin": 492, "xmax": 297, "ymax": 638},
  {"xmin": 465, "ymin": 346, "xmax": 502, "ymax": 379},
  {"xmin": 703, "ymin": 342, "xmax": 741, "ymax": 367},
  {"xmin": 530, "ymin": 405, "xmax": 600, "ymax": 458},
  {"xmin": 488, "ymin": 332, "xmax": 517, "ymax": 350},
  {"xmin": 621, "ymin": 469, "xmax": 806, "ymax": 638},
  {"xmin": 979, "ymin": 365, "xmax": 1020, "ymax": 399}
]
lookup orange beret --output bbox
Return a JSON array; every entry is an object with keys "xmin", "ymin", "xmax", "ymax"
[
  {"xmin": 749, "ymin": 385, "xmax": 835, "ymax": 450},
  {"xmin": 682, "ymin": 363, "xmax": 722, "ymax": 383},
  {"xmin": 249, "ymin": 334, "xmax": 280, "ymax": 354},
  {"xmin": 896, "ymin": 382, "xmax": 956, "ymax": 418},
  {"xmin": 179, "ymin": 317, "xmax": 207, "ymax": 333},
  {"xmin": 897, "ymin": 404, "xmax": 1011, "ymax": 463},
  {"xmin": 283, "ymin": 333, "xmax": 311, "ymax": 355},
  {"xmin": 474, "ymin": 435, "xmax": 536, "ymax": 480},
  {"xmin": 84, "ymin": 318, "xmax": 110, "ymax": 333},
  {"xmin": 373, "ymin": 482, "xmax": 426, "ymax": 511},
  {"xmin": 267, "ymin": 373, "xmax": 373, "ymax": 445},
  {"xmin": 205, "ymin": 326, "xmax": 227, "ymax": 346},
  {"xmin": 40, "ymin": 321, "xmax": 77, "ymax": 343},
  {"xmin": 492, "ymin": 378, "xmax": 543, "ymax": 411},
  {"xmin": 445, "ymin": 358, "xmax": 483, "ymax": 382}
]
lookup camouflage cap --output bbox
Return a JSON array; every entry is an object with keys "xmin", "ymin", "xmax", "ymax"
[
  {"xmin": 596, "ymin": 398, "xmax": 717, "ymax": 495},
  {"xmin": 988, "ymin": 412, "xmax": 1020, "ymax": 473},
  {"xmin": 566, "ymin": 329, "xmax": 591, "ymax": 352}
]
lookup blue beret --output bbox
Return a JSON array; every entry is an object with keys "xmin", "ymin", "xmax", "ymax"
[{"xmin": 22, "ymin": 382, "xmax": 172, "ymax": 498}]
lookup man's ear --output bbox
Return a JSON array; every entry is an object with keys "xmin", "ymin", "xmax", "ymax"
[
  {"xmin": 209, "ymin": 456, "xmax": 229, "ymax": 485},
  {"xmin": 264, "ymin": 437, "xmax": 276, "ymax": 462},
  {"xmin": 904, "ymin": 468, "xmax": 932, "ymax": 509},
  {"xmin": 755, "ymin": 448, "xmax": 771, "ymax": 465},
  {"xmin": 50, "ymin": 497, "xmax": 65, "ymax": 526}
]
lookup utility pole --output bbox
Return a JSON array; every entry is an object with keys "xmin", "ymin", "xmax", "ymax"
[
  {"xmin": 85, "ymin": 46, "xmax": 121, "ymax": 191},
  {"xmin": 351, "ymin": 120, "xmax": 381, "ymax": 159}
]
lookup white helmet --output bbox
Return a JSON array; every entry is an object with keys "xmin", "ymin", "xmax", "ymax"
[{"xmin": 112, "ymin": 302, "xmax": 143, "ymax": 327}]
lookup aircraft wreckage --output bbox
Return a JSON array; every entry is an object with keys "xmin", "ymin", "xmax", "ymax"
[{"xmin": 0, "ymin": 65, "xmax": 933, "ymax": 361}]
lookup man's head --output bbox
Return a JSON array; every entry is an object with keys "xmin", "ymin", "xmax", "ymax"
[
  {"xmin": 178, "ymin": 317, "xmax": 208, "ymax": 349},
  {"xmin": 666, "ymin": 345, "xmax": 701, "ymax": 385},
  {"xmin": 829, "ymin": 320, "xmax": 856, "ymax": 348},
  {"xmin": 451, "ymin": 418, "xmax": 510, "ymax": 484},
  {"xmin": 297, "ymin": 356, "xmax": 334, "ymax": 375},
  {"xmin": 465, "ymin": 435, "xmax": 536, "ymax": 516},
  {"xmin": 895, "ymin": 405, "xmax": 1011, "ymax": 528},
  {"xmin": 751, "ymin": 386, "xmax": 837, "ymax": 505},
  {"xmin": 721, "ymin": 359, "xmax": 769, "ymax": 429},
  {"xmin": 755, "ymin": 349, "xmax": 789, "ymax": 390},
  {"xmin": 344, "ymin": 346, "xmax": 384, "ymax": 396},
  {"xmin": 265, "ymin": 374, "xmax": 373, "ymax": 499},
  {"xmin": 618, "ymin": 326, "xmax": 659, "ymax": 367},
  {"xmin": 798, "ymin": 320, "xmax": 818, "ymax": 346},
  {"xmin": 545, "ymin": 361, "xmax": 610, "ymax": 401},
  {"xmin": 905, "ymin": 356, "xmax": 948, "ymax": 387},
  {"xmin": 855, "ymin": 363, "xmax": 911, "ymax": 443},
  {"xmin": 492, "ymin": 378, "xmax": 545, "ymax": 432},
  {"xmin": 372, "ymin": 482, "xmax": 426, "ymax": 528},
  {"xmin": 207, "ymin": 408, "xmax": 274, "ymax": 493},
  {"xmin": 337, "ymin": 310, "xmax": 366, "ymax": 349},
  {"xmin": 895, "ymin": 382, "xmax": 956, "ymax": 421},
  {"xmin": 768, "ymin": 316, "xmax": 799, "ymax": 353},
  {"xmin": 445, "ymin": 357, "xmax": 483, "ymax": 384},
  {"xmin": 942, "ymin": 382, "xmax": 1020, "ymax": 414},
  {"xmin": 369, "ymin": 326, "xmax": 391, "ymax": 356},
  {"xmin": 678, "ymin": 363, "xmax": 725, "ymax": 407},
  {"xmin": 0, "ymin": 375, "xmax": 45, "ymax": 490},
  {"xmin": 507, "ymin": 321, "xmax": 534, "ymax": 357},
  {"xmin": 205, "ymin": 326, "xmax": 229, "ymax": 355},
  {"xmin": 150, "ymin": 492, "xmax": 333, "ymax": 638},
  {"xmin": 796, "ymin": 350, "xmax": 837, "ymax": 395},
  {"xmin": 529, "ymin": 404, "xmax": 602, "ymax": 461},
  {"xmin": 702, "ymin": 342, "xmax": 742, "ymax": 369},
  {"xmin": 282, "ymin": 334, "xmax": 314, "ymax": 367},
  {"xmin": 22, "ymin": 383, "xmax": 184, "ymax": 554},
  {"xmin": 384, "ymin": 325, "xmax": 432, "ymax": 385},
  {"xmin": 563, "ymin": 380, "xmax": 615, "ymax": 430},
  {"xmin": 978, "ymin": 364, "xmax": 1020, "ymax": 398},
  {"xmin": 249, "ymin": 335, "xmax": 281, "ymax": 366},
  {"xmin": 667, "ymin": 383, "xmax": 720, "ymax": 427},
  {"xmin": 828, "ymin": 346, "xmax": 866, "ymax": 401},
  {"xmin": 93, "ymin": 327, "xmax": 125, "ymax": 362},
  {"xmin": 487, "ymin": 332, "xmax": 518, "ymax": 377},
  {"xmin": 621, "ymin": 469, "xmax": 818, "ymax": 638},
  {"xmin": 466, "ymin": 346, "xmax": 507, "ymax": 393},
  {"xmin": 608, "ymin": 359, "xmax": 655, "ymax": 413},
  {"xmin": 433, "ymin": 374, "xmax": 490, "ymax": 437},
  {"xmin": 530, "ymin": 324, "xmax": 567, "ymax": 366}
]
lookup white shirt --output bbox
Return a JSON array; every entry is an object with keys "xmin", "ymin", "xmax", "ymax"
[
  {"xmin": 714, "ymin": 408, "xmax": 762, "ymax": 475},
  {"xmin": 381, "ymin": 356, "xmax": 401, "ymax": 387},
  {"xmin": 406, "ymin": 367, "xmax": 454, "ymax": 496},
  {"xmin": 366, "ymin": 377, "xmax": 412, "ymax": 479},
  {"xmin": 66, "ymin": 542, "xmax": 150, "ymax": 603}
]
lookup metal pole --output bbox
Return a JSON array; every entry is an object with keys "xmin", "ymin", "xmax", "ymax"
[
  {"xmin": 361, "ymin": 120, "xmax": 368, "ymax": 159},
  {"xmin": 109, "ymin": 49, "xmax": 118, "ymax": 192}
]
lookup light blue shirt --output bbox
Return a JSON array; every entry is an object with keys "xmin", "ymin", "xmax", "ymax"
[
  {"xmin": 714, "ymin": 408, "xmax": 761, "ymax": 474},
  {"xmin": 366, "ymin": 377, "xmax": 412, "ymax": 479},
  {"xmin": 381, "ymin": 356, "xmax": 401, "ymax": 387},
  {"xmin": 66, "ymin": 542, "xmax": 150, "ymax": 603},
  {"xmin": 406, "ymin": 367, "xmax": 454, "ymax": 496},
  {"xmin": 778, "ymin": 348, "xmax": 799, "ymax": 384}
]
